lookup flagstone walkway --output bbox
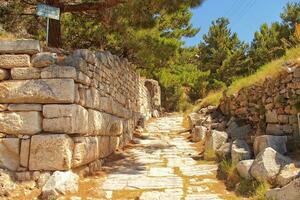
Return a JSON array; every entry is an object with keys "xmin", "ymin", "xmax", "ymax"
[{"xmin": 74, "ymin": 115, "xmax": 240, "ymax": 200}]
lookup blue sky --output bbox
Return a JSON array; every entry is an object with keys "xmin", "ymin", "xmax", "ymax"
[{"xmin": 183, "ymin": 0, "xmax": 300, "ymax": 46}]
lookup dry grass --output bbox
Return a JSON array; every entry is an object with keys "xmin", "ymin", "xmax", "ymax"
[{"xmin": 227, "ymin": 45, "xmax": 300, "ymax": 96}]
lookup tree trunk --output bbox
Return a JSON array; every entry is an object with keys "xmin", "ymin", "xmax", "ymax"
[{"xmin": 46, "ymin": 0, "xmax": 61, "ymax": 47}]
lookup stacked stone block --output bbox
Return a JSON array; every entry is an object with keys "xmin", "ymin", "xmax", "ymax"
[
  {"xmin": 0, "ymin": 40, "xmax": 160, "ymax": 173},
  {"xmin": 219, "ymin": 63, "xmax": 300, "ymax": 137}
]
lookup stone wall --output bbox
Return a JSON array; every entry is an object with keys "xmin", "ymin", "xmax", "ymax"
[
  {"xmin": 0, "ymin": 40, "xmax": 160, "ymax": 173},
  {"xmin": 219, "ymin": 62, "xmax": 300, "ymax": 137}
]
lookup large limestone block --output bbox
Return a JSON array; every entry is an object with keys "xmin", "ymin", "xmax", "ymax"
[
  {"xmin": 11, "ymin": 67, "xmax": 41, "ymax": 79},
  {"xmin": 20, "ymin": 139, "xmax": 30, "ymax": 168},
  {"xmin": 32, "ymin": 52, "xmax": 57, "ymax": 68},
  {"xmin": 99, "ymin": 136, "xmax": 111, "ymax": 158},
  {"xmin": 231, "ymin": 139, "xmax": 252, "ymax": 164},
  {"xmin": 187, "ymin": 113, "xmax": 205, "ymax": 129},
  {"xmin": 0, "ymin": 111, "xmax": 42, "ymax": 135},
  {"xmin": 205, "ymin": 130, "xmax": 228, "ymax": 152},
  {"xmin": 191, "ymin": 126, "xmax": 207, "ymax": 142},
  {"xmin": 276, "ymin": 163, "xmax": 300, "ymax": 187},
  {"xmin": 0, "ymin": 40, "xmax": 40, "ymax": 54},
  {"xmin": 8, "ymin": 104, "xmax": 42, "ymax": 111},
  {"xmin": 41, "ymin": 65, "xmax": 76, "ymax": 79},
  {"xmin": 0, "ymin": 79, "xmax": 75, "ymax": 103},
  {"xmin": 0, "ymin": 138, "xmax": 20, "ymax": 171},
  {"xmin": 109, "ymin": 136, "xmax": 120, "ymax": 154},
  {"xmin": 0, "ymin": 55, "xmax": 30, "ymax": 68},
  {"xmin": 216, "ymin": 143, "xmax": 231, "ymax": 160},
  {"xmin": 266, "ymin": 177, "xmax": 300, "ymax": 200},
  {"xmin": 43, "ymin": 104, "xmax": 88, "ymax": 134},
  {"xmin": 72, "ymin": 137, "xmax": 99, "ymax": 167},
  {"xmin": 253, "ymin": 135, "xmax": 287, "ymax": 156},
  {"xmin": 0, "ymin": 68, "xmax": 9, "ymax": 80},
  {"xmin": 41, "ymin": 171, "xmax": 79, "ymax": 199},
  {"xmin": 250, "ymin": 147, "xmax": 291, "ymax": 182},
  {"xmin": 99, "ymin": 96, "xmax": 112, "ymax": 114},
  {"xmin": 88, "ymin": 110, "xmax": 123, "ymax": 136},
  {"xmin": 29, "ymin": 134, "xmax": 74, "ymax": 171},
  {"xmin": 236, "ymin": 159, "xmax": 254, "ymax": 180}
]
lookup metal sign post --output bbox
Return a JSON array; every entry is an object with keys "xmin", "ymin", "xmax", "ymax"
[{"xmin": 36, "ymin": 3, "xmax": 60, "ymax": 46}]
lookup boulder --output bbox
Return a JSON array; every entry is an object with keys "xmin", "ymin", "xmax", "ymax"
[
  {"xmin": 191, "ymin": 126, "xmax": 207, "ymax": 142},
  {"xmin": 11, "ymin": 67, "xmax": 41, "ymax": 79},
  {"xmin": 41, "ymin": 65, "xmax": 76, "ymax": 79},
  {"xmin": 32, "ymin": 52, "xmax": 57, "ymax": 68},
  {"xmin": 266, "ymin": 177, "xmax": 300, "ymax": 200},
  {"xmin": 188, "ymin": 113, "xmax": 204, "ymax": 129},
  {"xmin": 0, "ymin": 68, "xmax": 9, "ymax": 80},
  {"xmin": 0, "ymin": 40, "xmax": 40, "ymax": 54},
  {"xmin": 43, "ymin": 104, "xmax": 88, "ymax": 134},
  {"xmin": 0, "ymin": 138, "xmax": 20, "ymax": 171},
  {"xmin": 0, "ymin": 79, "xmax": 75, "ymax": 104},
  {"xmin": 216, "ymin": 143, "xmax": 231, "ymax": 160},
  {"xmin": 253, "ymin": 135, "xmax": 287, "ymax": 156},
  {"xmin": 0, "ymin": 111, "xmax": 42, "ymax": 135},
  {"xmin": 72, "ymin": 137, "xmax": 100, "ymax": 167},
  {"xmin": 236, "ymin": 160, "xmax": 254, "ymax": 180},
  {"xmin": 276, "ymin": 163, "xmax": 300, "ymax": 187},
  {"xmin": 205, "ymin": 130, "xmax": 228, "ymax": 152},
  {"xmin": 0, "ymin": 55, "xmax": 30, "ymax": 68},
  {"xmin": 250, "ymin": 147, "xmax": 292, "ymax": 182},
  {"xmin": 29, "ymin": 134, "xmax": 74, "ymax": 171},
  {"xmin": 41, "ymin": 171, "xmax": 79, "ymax": 199},
  {"xmin": 227, "ymin": 121, "xmax": 252, "ymax": 140},
  {"xmin": 231, "ymin": 139, "xmax": 251, "ymax": 164}
]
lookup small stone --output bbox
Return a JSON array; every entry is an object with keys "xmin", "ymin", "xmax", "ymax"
[
  {"xmin": 20, "ymin": 139, "xmax": 30, "ymax": 168},
  {"xmin": 236, "ymin": 160, "xmax": 254, "ymax": 180},
  {"xmin": 41, "ymin": 65, "xmax": 76, "ymax": 79},
  {"xmin": 231, "ymin": 139, "xmax": 252, "ymax": 164},
  {"xmin": 0, "ymin": 104, "xmax": 8, "ymax": 111},
  {"xmin": 15, "ymin": 171, "xmax": 31, "ymax": 182},
  {"xmin": 37, "ymin": 172, "xmax": 51, "ymax": 188},
  {"xmin": 0, "ymin": 138, "xmax": 20, "ymax": 171},
  {"xmin": 0, "ymin": 169, "xmax": 16, "ymax": 197},
  {"xmin": 41, "ymin": 171, "xmax": 79, "ymax": 199},
  {"xmin": 191, "ymin": 126, "xmax": 207, "ymax": 142},
  {"xmin": 8, "ymin": 104, "xmax": 42, "ymax": 111},
  {"xmin": 0, "ymin": 55, "xmax": 30, "ymax": 68},
  {"xmin": 32, "ymin": 52, "xmax": 57, "ymax": 68},
  {"xmin": 11, "ymin": 67, "xmax": 41, "ymax": 79}
]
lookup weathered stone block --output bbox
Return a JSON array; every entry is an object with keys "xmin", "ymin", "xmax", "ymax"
[
  {"xmin": 253, "ymin": 135, "xmax": 287, "ymax": 156},
  {"xmin": 266, "ymin": 110, "xmax": 278, "ymax": 123},
  {"xmin": 0, "ymin": 40, "xmax": 40, "ymax": 54},
  {"xmin": 11, "ymin": 67, "xmax": 41, "ymax": 80},
  {"xmin": 41, "ymin": 65, "xmax": 76, "ymax": 79},
  {"xmin": 20, "ymin": 139, "xmax": 30, "ymax": 168},
  {"xmin": 72, "ymin": 137, "xmax": 99, "ymax": 167},
  {"xmin": 99, "ymin": 96, "xmax": 112, "ymax": 114},
  {"xmin": 109, "ymin": 137, "xmax": 120, "ymax": 155},
  {"xmin": 29, "ymin": 134, "xmax": 74, "ymax": 171},
  {"xmin": 32, "ymin": 52, "xmax": 57, "ymax": 68},
  {"xmin": 0, "ymin": 138, "xmax": 20, "ymax": 171},
  {"xmin": 236, "ymin": 159, "xmax": 254, "ymax": 180},
  {"xmin": 266, "ymin": 177, "xmax": 300, "ymax": 200},
  {"xmin": 231, "ymin": 139, "xmax": 252, "ymax": 164},
  {"xmin": 0, "ymin": 68, "xmax": 9, "ymax": 80},
  {"xmin": 266, "ymin": 124, "xmax": 284, "ymax": 135},
  {"xmin": 0, "ymin": 79, "xmax": 75, "ymax": 103},
  {"xmin": 191, "ymin": 126, "xmax": 207, "ymax": 142},
  {"xmin": 99, "ymin": 136, "xmax": 110, "ymax": 158},
  {"xmin": 43, "ymin": 104, "xmax": 88, "ymax": 134},
  {"xmin": 76, "ymin": 71, "xmax": 91, "ymax": 85},
  {"xmin": 276, "ymin": 163, "xmax": 300, "ymax": 187},
  {"xmin": 0, "ymin": 111, "xmax": 42, "ymax": 135},
  {"xmin": 205, "ymin": 130, "xmax": 228, "ymax": 152},
  {"xmin": 8, "ymin": 104, "xmax": 42, "ymax": 111},
  {"xmin": 0, "ymin": 55, "xmax": 30, "ymax": 68}
]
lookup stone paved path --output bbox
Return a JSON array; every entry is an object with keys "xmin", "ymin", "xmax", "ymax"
[{"xmin": 75, "ymin": 115, "xmax": 239, "ymax": 200}]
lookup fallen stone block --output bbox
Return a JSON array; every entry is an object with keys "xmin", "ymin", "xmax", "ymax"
[
  {"xmin": 29, "ymin": 134, "xmax": 74, "ymax": 171},
  {"xmin": 99, "ymin": 136, "xmax": 111, "ymax": 158},
  {"xmin": 216, "ymin": 143, "xmax": 231, "ymax": 160},
  {"xmin": 231, "ymin": 139, "xmax": 252, "ymax": 164},
  {"xmin": 11, "ymin": 67, "xmax": 41, "ymax": 79},
  {"xmin": 191, "ymin": 126, "xmax": 207, "ymax": 142},
  {"xmin": 236, "ymin": 159, "xmax": 254, "ymax": 180},
  {"xmin": 188, "ymin": 113, "xmax": 205, "ymax": 129},
  {"xmin": 20, "ymin": 139, "xmax": 30, "ymax": 168},
  {"xmin": 250, "ymin": 147, "xmax": 292, "ymax": 182},
  {"xmin": 0, "ymin": 138, "xmax": 20, "ymax": 171},
  {"xmin": 41, "ymin": 171, "xmax": 79, "ymax": 199},
  {"xmin": 266, "ymin": 177, "xmax": 300, "ymax": 200},
  {"xmin": 32, "ymin": 52, "xmax": 57, "ymax": 68},
  {"xmin": 227, "ymin": 122, "xmax": 252, "ymax": 140},
  {"xmin": 41, "ymin": 65, "xmax": 76, "ymax": 79},
  {"xmin": 0, "ymin": 40, "xmax": 40, "ymax": 54},
  {"xmin": 205, "ymin": 130, "xmax": 228, "ymax": 152},
  {"xmin": 0, "ymin": 55, "xmax": 30, "ymax": 68},
  {"xmin": 276, "ymin": 163, "xmax": 300, "ymax": 187},
  {"xmin": 0, "ymin": 111, "xmax": 42, "ymax": 135},
  {"xmin": 43, "ymin": 104, "xmax": 88, "ymax": 134},
  {"xmin": 72, "ymin": 137, "xmax": 100, "ymax": 167},
  {"xmin": 0, "ymin": 79, "xmax": 75, "ymax": 104},
  {"xmin": 253, "ymin": 135, "xmax": 287, "ymax": 156}
]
